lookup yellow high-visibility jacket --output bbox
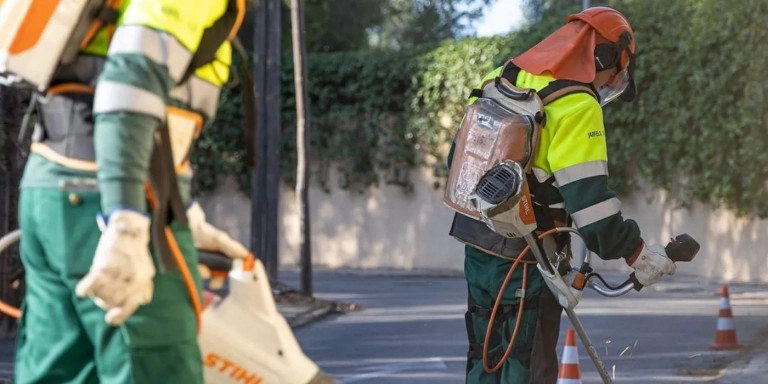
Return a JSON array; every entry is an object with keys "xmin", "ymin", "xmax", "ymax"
[{"xmin": 23, "ymin": 0, "xmax": 241, "ymax": 215}]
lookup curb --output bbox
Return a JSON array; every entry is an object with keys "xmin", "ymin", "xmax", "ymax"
[
  {"xmin": 714, "ymin": 337, "xmax": 768, "ymax": 383},
  {"xmin": 273, "ymin": 282, "xmax": 358, "ymax": 330},
  {"xmin": 284, "ymin": 301, "xmax": 339, "ymax": 329}
]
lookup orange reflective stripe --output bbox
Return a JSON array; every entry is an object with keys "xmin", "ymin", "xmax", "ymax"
[
  {"xmin": 47, "ymin": 83, "xmax": 95, "ymax": 95},
  {"xmin": 9, "ymin": 0, "xmax": 61, "ymax": 54}
]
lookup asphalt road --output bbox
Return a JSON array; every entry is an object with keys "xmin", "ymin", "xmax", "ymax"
[
  {"xmin": 284, "ymin": 268, "xmax": 768, "ymax": 384},
  {"xmin": 0, "ymin": 267, "xmax": 766, "ymax": 384}
]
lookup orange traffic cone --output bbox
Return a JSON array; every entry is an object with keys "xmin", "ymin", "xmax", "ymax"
[
  {"xmin": 710, "ymin": 285, "xmax": 743, "ymax": 350},
  {"xmin": 557, "ymin": 329, "xmax": 582, "ymax": 384}
]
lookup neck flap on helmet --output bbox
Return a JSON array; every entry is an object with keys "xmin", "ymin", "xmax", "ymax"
[{"xmin": 511, "ymin": 7, "xmax": 637, "ymax": 104}]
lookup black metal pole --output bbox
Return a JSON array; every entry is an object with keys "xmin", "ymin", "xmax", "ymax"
[{"xmin": 251, "ymin": 0, "xmax": 281, "ymax": 281}]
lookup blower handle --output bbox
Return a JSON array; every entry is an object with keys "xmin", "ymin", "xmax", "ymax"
[
  {"xmin": 197, "ymin": 250, "xmax": 233, "ymax": 273},
  {"xmin": 630, "ymin": 234, "xmax": 700, "ymax": 291}
]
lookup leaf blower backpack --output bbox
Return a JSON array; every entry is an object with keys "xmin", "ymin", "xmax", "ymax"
[{"xmin": 444, "ymin": 62, "xmax": 597, "ymax": 245}]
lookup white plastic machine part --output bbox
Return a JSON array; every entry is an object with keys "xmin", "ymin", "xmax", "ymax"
[
  {"xmin": 199, "ymin": 259, "xmax": 321, "ymax": 384},
  {"xmin": 0, "ymin": 0, "xmax": 90, "ymax": 90}
]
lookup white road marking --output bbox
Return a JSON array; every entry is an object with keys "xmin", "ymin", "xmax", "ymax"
[{"xmin": 338, "ymin": 357, "xmax": 447, "ymax": 383}]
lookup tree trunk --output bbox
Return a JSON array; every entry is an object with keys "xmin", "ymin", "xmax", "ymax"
[{"xmin": 291, "ymin": 0, "xmax": 312, "ymax": 295}]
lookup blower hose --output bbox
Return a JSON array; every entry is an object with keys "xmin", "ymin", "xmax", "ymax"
[{"xmin": 482, "ymin": 228, "xmax": 558, "ymax": 373}]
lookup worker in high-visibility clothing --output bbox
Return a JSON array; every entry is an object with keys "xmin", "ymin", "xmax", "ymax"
[
  {"xmin": 448, "ymin": 7, "xmax": 676, "ymax": 384},
  {"xmin": 16, "ymin": 1, "xmax": 251, "ymax": 383}
]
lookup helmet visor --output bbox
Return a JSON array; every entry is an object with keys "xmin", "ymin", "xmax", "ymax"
[{"xmin": 598, "ymin": 67, "xmax": 629, "ymax": 106}]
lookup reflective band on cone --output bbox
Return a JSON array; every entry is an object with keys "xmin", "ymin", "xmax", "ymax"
[
  {"xmin": 557, "ymin": 328, "xmax": 582, "ymax": 384},
  {"xmin": 710, "ymin": 285, "xmax": 743, "ymax": 350}
]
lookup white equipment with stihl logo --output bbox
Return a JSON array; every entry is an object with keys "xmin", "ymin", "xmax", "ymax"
[
  {"xmin": 0, "ymin": 229, "xmax": 336, "ymax": 384},
  {"xmin": 0, "ymin": 0, "xmax": 105, "ymax": 90},
  {"xmin": 467, "ymin": 160, "xmax": 537, "ymax": 238},
  {"xmin": 199, "ymin": 257, "xmax": 334, "ymax": 384}
]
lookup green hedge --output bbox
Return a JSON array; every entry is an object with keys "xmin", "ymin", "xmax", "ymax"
[
  {"xmin": 193, "ymin": 0, "xmax": 768, "ymax": 217},
  {"xmin": 605, "ymin": 0, "xmax": 768, "ymax": 217}
]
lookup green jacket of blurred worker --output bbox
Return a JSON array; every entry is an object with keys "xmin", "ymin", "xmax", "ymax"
[
  {"xmin": 447, "ymin": 7, "xmax": 677, "ymax": 384},
  {"xmin": 16, "ymin": 1, "xmax": 252, "ymax": 383}
]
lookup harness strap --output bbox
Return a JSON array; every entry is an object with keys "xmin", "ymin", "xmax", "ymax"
[
  {"xmin": 527, "ymin": 174, "xmax": 557, "ymax": 231},
  {"xmin": 499, "ymin": 63, "xmax": 599, "ymax": 106},
  {"xmin": 538, "ymin": 79, "xmax": 598, "ymax": 104},
  {"xmin": 79, "ymin": 0, "xmax": 122, "ymax": 50},
  {"xmin": 179, "ymin": 0, "xmax": 242, "ymax": 85},
  {"xmin": 500, "ymin": 62, "xmax": 522, "ymax": 85},
  {"xmin": 468, "ymin": 88, "xmax": 483, "ymax": 99}
]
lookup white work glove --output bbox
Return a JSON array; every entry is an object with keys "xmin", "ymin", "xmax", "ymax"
[
  {"xmin": 187, "ymin": 202, "xmax": 249, "ymax": 289},
  {"xmin": 627, "ymin": 242, "xmax": 676, "ymax": 287},
  {"xmin": 76, "ymin": 210, "xmax": 155, "ymax": 326},
  {"xmin": 187, "ymin": 202, "xmax": 249, "ymax": 259}
]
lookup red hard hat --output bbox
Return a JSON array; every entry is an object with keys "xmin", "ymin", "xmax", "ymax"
[
  {"xmin": 512, "ymin": 5, "xmax": 637, "ymax": 101},
  {"xmin": 567, "ymin": 7, "xmax": 635, "ymax": 70}
]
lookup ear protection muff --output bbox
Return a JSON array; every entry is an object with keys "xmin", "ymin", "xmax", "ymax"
[
  {"xmin": 594, "ymin": 31, "xmax": 632, "ymax": 71},
  {"xmin": 594, "ymin": 44, "xmax": 621, "ymax": 71}
]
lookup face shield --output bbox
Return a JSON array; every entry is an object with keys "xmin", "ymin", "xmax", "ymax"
[
  {"xmin": 599, "ymin": 51, "xmax": 636, "ymax": 106},
  {"xmin": 598, "ymin": 67, "xmax": 629, "ymax": 106}
]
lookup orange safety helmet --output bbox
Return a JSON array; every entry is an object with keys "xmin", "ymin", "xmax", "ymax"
[
  {"xmin": 569, "ymin": 7, "xmax": 636, "ymax": 103},
  {"xmin": 512, "ymin": 6, "xmax": 637, "ymax": 104},
  {"xmin": 568, "ymin": 7, "xmax": 635, "ymax": 72}
]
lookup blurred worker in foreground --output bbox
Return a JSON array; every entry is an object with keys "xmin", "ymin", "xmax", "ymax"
[{"xmin": 16, "ymin": 1, "xmax": 251, "ymax": 383}]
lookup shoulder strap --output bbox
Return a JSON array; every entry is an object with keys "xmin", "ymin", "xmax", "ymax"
[
  {"xmin": 179, "ymin": 0, "xmax": 243, "ymax": 84},
  {"xmin": 538, "ymin": 79, "xmax": 598, "ymax": 106},
  {"xmin": 80, "ymin": 0, "xmax": 122, "ymax": 50},
  {"xmin": 500, "ymin": 61, "xmax": 522, "ymax": 85},
  {"xmin": 526, "ymin": 173, "xmax": 557, "ymax": 230},
  {"xmin": 472, "ymin": 62, "xmax": 598, "ymax": 105},
  {"xmin": 467, "ymin": 60, "xmax": 522, "ymax": 100}
]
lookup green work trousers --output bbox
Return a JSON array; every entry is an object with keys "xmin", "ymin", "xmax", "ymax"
[
  {"xmin": 464, "ymin": 246, "xmax": 563, "ymax": 384},
  {"xmin": 15, "ymin": 186, "xmax": 204, "ymax": 384}
]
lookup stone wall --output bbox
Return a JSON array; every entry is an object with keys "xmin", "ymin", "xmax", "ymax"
[{"xmin": 199, "ymin": 170, "xmax": 768, "ymax": 283}]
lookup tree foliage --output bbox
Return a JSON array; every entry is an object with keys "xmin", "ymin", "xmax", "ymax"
[
  {"xmin": 194, "ymin": 0, "xmax": 768, "ymax": 217},
  {"xmin": 279, "ymin": 0, "xmax": 496, "ymax": 52},
  {"xmin": 287, "ymin": 0, "xmax": 386, "ymax": 52},
  {"xmin": 602, "ymin": 0, "xmax": 768, "ymax": 216},
  {"xmin": 376, "ymin": 0, "xmax": 495, "ymax": 48}
]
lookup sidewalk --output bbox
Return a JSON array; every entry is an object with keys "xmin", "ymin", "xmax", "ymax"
[
  {"xmin": 713, "ymin": 334, "xmax": 768, "ymax": 383},
  {"xmin": 656, "ymin": 276, "xmax": 768, "ymax": 383},
  {"xmin": 648, "ymin": 273, "xmax": 768, "ymax": 383},
  {"xmin": 272, "ymin": 280, "xmax": 357, "ymax": 328}
]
